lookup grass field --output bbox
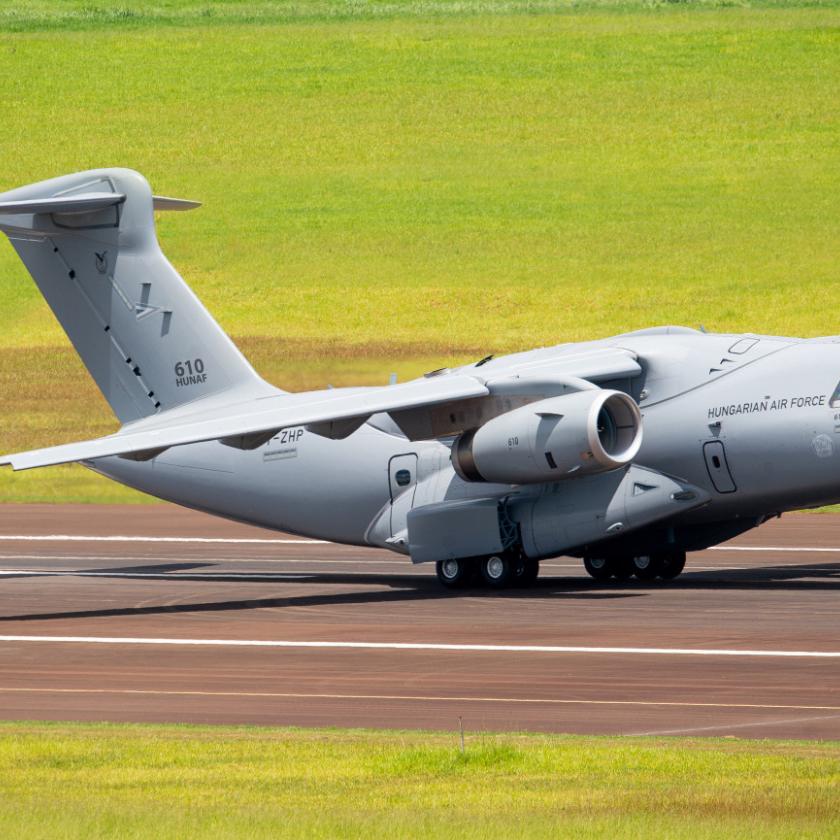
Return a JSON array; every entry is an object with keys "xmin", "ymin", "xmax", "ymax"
[
  {"xmin": 0, "ymin": 0, "xmax": 838, "ymax": 501},
  {"xmin": 0, "ymin": 722, "xmax": 837, "ymax": 838}
]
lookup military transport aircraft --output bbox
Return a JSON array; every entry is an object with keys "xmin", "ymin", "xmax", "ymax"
[{"xmin": 0, "ymin": 168, "xmax": 836, "ymax": 589}]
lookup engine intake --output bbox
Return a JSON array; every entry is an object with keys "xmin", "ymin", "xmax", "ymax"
[{"xmin": 452, "ymin": 389, "xmax": 642, "ymax": 484}]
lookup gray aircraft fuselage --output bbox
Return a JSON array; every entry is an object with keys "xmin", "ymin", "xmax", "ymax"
[
  {"xmin": 94, "ymin": 327, "xmax": 840, "ymax": 559},
  {"xmin": 4, "ymin": 168, "xmax": 832, "ymax": 584}
]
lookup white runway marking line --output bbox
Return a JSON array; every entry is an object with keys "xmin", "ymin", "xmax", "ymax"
[
  {"xmin": 0, "ymin": 635, "xmax": 837, "ymax": 658},
  {"xmin": 0, "ymin": 556, "xmax": 424, "ymax": 567},
  {"xmin": 710, "ymin": 545, "xmax": 840, "ymax": 553},
  {"xmin": 0, "ymin": 535, "xmax": 327, "ymax": 544},
  {"xmin": 0, "ymin": 554, "xmax": 414, "ymax": 571},
  {"xmin": 0, "ymin": 569, "xmax": 399, "ymax": 581},
  {"xmin": 1, "ymin": 535, "xmax": 839, "ymax": 553},
  {"xmin": 0, "ymin": 685, "xmax": 837, "ymax": 713},
  {"xmin": 626, "ymin": 712, "xmax": 840, "ymax": 737}
]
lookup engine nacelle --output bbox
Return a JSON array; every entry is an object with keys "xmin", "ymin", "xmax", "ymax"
[{"xmin": 451, "ymin": 389, "xmax": 642, "ymax": 484}]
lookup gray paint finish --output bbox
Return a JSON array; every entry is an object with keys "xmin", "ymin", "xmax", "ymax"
[{"xmin": 2, "ymin": 169, "xmax": 840, "ymax": 571}]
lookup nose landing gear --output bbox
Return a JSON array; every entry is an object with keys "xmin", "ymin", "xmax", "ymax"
[{"xmin": 583, "ymin": 550, "xmax": 686, "ymax": 582}]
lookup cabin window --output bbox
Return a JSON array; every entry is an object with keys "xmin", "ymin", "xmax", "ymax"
[{"xmin": 395, "ymin": 469, "xmax": 412, "ymax": 487}]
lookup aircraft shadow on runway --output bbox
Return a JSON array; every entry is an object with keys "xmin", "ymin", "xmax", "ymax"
[
  {"xmin": 0, "ymin": 559, "xmax": 838, "ymax": 623},
  {"xmin": 674, "ymin": 560, "xmax": 840, "ymax": 590},
  {"xmin": 0, "ymin": 577, "xmax": 637, "ymax": 623}
]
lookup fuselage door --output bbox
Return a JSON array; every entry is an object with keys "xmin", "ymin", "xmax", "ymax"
[
  {"xmin": 703, "ymin": 440, "xmax": 736, "ymax": 493},
  {"xmin": 388, "ymin": 453, "xmax": 418, "ymax": 537}
]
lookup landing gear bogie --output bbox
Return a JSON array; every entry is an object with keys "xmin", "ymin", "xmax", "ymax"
[
  {"xmin": 583, "ymin": 556, "xmax": 613, "ymax": 582},
  {"xmin": 435, "ymin": 551, "xmax": 539, "ymax": 590},
  {"xmin": 480, "ymin": 553, "xmax": 516, "ymax": 588},
  {"xmin": 630, "ymin": 554, "xmax": 659, "ymax": 581},
  {"xmin": 657, "ymin": 550, "xmax": 686, "ymax": 580},
  {"xmin": 583, "ymin": 550, "xmax": 687, "ymax": 582},
  {"xmin": 435, "ymin": 557, "xmax": 475, "ymax": 589},
  {"xmin": 512, "ymin": 556, "xmax": 540, "ymax": 587}
]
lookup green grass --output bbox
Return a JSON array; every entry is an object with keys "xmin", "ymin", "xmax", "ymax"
[
  {"xmin": 0, "ymin": 1, "xmax": 838, "ymax": 500},
  {"xmin": 0, "ymin": 721, "xmax": 838, "ymax": 838},
  {"xmin": 4, "ymin": 1, "xmax": 838, "ymax": 33}
]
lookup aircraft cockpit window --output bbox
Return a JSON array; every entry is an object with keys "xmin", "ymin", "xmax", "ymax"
[
  {"xmin": 830, "ymin": 382, "xmax": 840, "ymax": 409},
  {"xmin": 728, "ymin": 338, "xmax": 758, "ymax": 355}
]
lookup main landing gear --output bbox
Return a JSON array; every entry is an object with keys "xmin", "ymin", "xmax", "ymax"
[
  {"xmin": 435, "ymin": 552, "xmax": 539, "ymax": 590},
  {"xmin": 583, "ymin": 550, "xmax": 686, "ymax": 582}
]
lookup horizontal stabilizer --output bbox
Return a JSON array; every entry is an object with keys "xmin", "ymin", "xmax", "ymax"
[
  {"xmin": 0, "ymin": 375, "xmax": 490, "ymax": 471},
  {"xmin": 0, "ymin": 192, "xmax": 125, "ymax": 216},
  {"xmin": 152, "ymin": 195, "xmax": 201, "ymax": 212},
  {"xmin": 0, "ymin": 192, "xmax": 199, "ymax": 219}
]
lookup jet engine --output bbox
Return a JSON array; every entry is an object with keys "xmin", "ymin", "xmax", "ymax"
[{"xmin": 451, "ymin": 389, "xmax": 642, "ymax": 484}]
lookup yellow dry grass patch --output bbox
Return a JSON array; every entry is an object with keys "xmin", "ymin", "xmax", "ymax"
[{"xmin": 0, "ymin": 721, "xmax": 838, "ymax": 839}]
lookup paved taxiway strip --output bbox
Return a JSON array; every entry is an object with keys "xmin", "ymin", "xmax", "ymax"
[
  {"xmin": 1, "ymin": 560, "xmax": 837, "ymax": 574},
  {"xmin": 0, "ymin": 505, "xmax": 837, "ymax": 738}
]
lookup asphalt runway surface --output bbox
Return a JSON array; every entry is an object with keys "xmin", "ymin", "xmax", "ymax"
[{"xmin": 0, "ymin": 505, "xmax": 837, "ymax": 739}]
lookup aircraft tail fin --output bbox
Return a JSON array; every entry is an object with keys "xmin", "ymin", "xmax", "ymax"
[{"xmin": 0, "ymin": 168, "xmax": 271, "ymax": 423}]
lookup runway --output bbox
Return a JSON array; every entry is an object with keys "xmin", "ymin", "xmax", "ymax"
[{"xmin": 0, "ymin": 504, "xmax": 838, "ymax": 739}]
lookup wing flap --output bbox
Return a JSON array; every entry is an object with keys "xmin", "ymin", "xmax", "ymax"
[{"xmin": 0, "ymin": 375, "xmax": 489, "ymax": 471}]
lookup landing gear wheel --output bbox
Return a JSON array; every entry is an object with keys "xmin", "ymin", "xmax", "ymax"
[
  {"xmin": 436, "ymin": 558, "xmax": 474, "ymax": 589},
  {"xmin": 610, "ymin": 556, "xmax": 635, "ymax": 582},
  {"xmin": 512, "ymin": 556, "xmax": 540, "ymax": 587},
  {"xmin": 657, "ymin": 550, "xmax": 686, "ymax": 581},
  {"xmin": 584, "ymin": 556, "xmax": 613, "ymax": 582},
  {"xmin": 631, "ymin": 554, "xmax": 661, "ymax": 581},
  {"xmin": 480, "ymin": 554, "xmax": 516, "ymax": 588}
]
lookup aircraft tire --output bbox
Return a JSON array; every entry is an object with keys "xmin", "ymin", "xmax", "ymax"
[
  {"xmin": 480, "ymin": 553, "xmax": 516, "ymax": 588},
  {"xmin": 583, "ymin": 556, "xmax": 613, "ymax": 582},
  {"xmin": 611, "ymin": 556, "xmax": 635, "ymax": 582},
  {"xmin": 436, "ymin": 558, "xmax": 474, "ymax": 589},
  {"xmin": 512, "ymin": 556, "xmax": 540, "ymax": 587},
  {"xmin": 657, "ymin": 550, "xmax": 686, "ymax": 580},
  {"xmin": 631, "ymin": 554, "xmax": 661, "ymax": 581}
]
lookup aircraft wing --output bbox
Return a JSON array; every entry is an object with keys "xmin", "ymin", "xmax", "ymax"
[
  {"xmin": 1, "ymin": 346, "xmax": 643, "ymax": 471},
  {"xmin": 0, "ymin": 375, "xmax": 490, "ymax": 471}
]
